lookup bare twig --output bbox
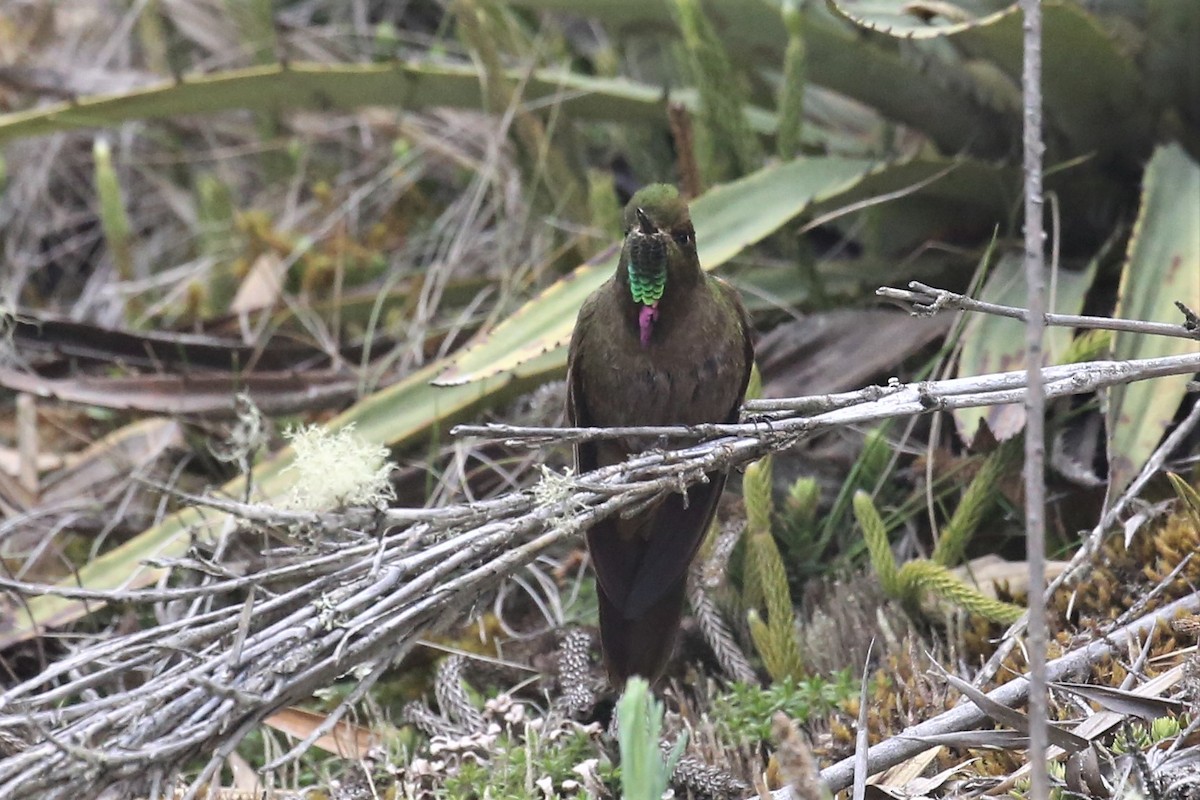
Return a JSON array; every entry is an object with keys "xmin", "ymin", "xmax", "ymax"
[
  {"xmin": 852, "ymin": 639, "xmax": 874, "ymax": 800},
  {"xmin": 878, "ymin": 282, "xmax": 1200, "ymax": 342},
  {"xmin": 454, "ymin": 352, "xmax": 1200, "ymax": 445},
  {"xmin": 15, "ymin": 394, "xmax": 36, "ymax": 494},
  {"xmin": 1019, "ymin": 0, "xmax": 1050, "ymax": 794}
]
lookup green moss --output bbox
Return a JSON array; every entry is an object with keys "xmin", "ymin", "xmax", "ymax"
[
  {"xmin": 711, "ymin": 672, "xmax": 857, "ymax": 744},
  {"xmin": 440, "ymin": 726, "xmax": 615, "ymax": 799}
]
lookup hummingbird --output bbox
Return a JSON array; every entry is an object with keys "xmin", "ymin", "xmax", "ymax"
[{"xmin": 566, "ymin": 183, "xmax": 753, "ymax": 686}]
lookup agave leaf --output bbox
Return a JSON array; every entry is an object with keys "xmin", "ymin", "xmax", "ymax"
[
  {"xmin": 0, "ymin": 61, "xmax": 778, "ymax": 145},
  {"xmin": 432, "ymin": 249, "xmax": 614, "ymax": 387},
  {"xmin": 953, "ymin": 251, "xmax": 1096, "ymax": 445},
  {"xmin": 1143, "ymin": 0, "xmax": 1200, "ymax": 147},
  {"xmin": 810, "ymin": 155, "xmax": 1015, "ymax": 216},
  {"xmin": 950, "ymin": 2, "xmax": 1153, "ymax": 162},
  {"xmin": 435, "ymin": 155, "xmax": 878, "ymax": 385},
  {"xmin": 6, "ymin": 153, "xmax": 1007, "ymax": 640},
  {"xmin": 831, "ymin": 1, "xmax": 1153, "ymax": 163},
  {"xmin": 826, "ymin": 0, "xmax": 1012, "ymax": 36},
  {"xmin": 1107, "ymin": 143, "xmax": 1200, "ymax": 499},
  {"xmin": 510, "ymin": 0, "xmax": 1008, "ymax": 155},
  {"xmin": 805, "ymin": 156, "xmax": 1016, "ymax": 261}
]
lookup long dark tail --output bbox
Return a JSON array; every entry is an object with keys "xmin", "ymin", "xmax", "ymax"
[{"xmin": 597, "ymin": 573, "xmax": 686, "ymax": 686}]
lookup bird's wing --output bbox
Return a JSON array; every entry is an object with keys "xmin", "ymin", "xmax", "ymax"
[
  {"xmin": 567, "ymin": 296, "xmax": 599, "ymax": 471},
  {"xmin": 713, "ymin": 274, "xmax": 756, "ymax": 411}
]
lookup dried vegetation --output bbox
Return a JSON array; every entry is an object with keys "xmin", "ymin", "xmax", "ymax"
[{"xmin": 0, "ymin": 0, "xmax": 1197, "ymax": 798}]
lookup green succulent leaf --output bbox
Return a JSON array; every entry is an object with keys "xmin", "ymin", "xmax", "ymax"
[
  {"xmin": 832, "ymin": 0, "xmax": 1153, "ymax": 163},
  {"xmin": 14, "ymin": 154, "xmax": 985, "ymax": 644},
  {"xmin": 617, "ymin": 677, "xmax": 683, "ymax": 800},
  {"xmin": 510, "ymin": 0, "xmax": 1008, "ymax": 154},
  {"xmin": 825, "ymin": 0, "xmax": 1009, "ymax": 36},
  {"xmin": 1107, "ymin": 143, "xmax": 1200, "ymax": 498},
  {"xmin": 954, "ymin": 251, "xmax": 1097, "ymax": 445},
  {"xmin": 0, "ymin": 61, "xmax": 779, "ymax": 146},
  {"xmin": 1142, "ymin": 0, "xmax": 1200, "ymax": 148}
]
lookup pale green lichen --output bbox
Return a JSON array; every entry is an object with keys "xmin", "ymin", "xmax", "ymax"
[
  {"xmin": 281, "ymin": 423, "xmax": 395, "ymax": 511},
  {"xmin": 532, "ymin": 465, "xmax": 582, "ymax": 532}
]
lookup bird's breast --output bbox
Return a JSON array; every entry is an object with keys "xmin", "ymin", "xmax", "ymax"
[{"xmin": 583, "ymin": 309, "xmax": 744, "ymax": 430}]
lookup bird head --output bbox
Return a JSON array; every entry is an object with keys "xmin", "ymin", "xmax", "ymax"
[{"xmin": 620, "ymin": 184, "xmax": 697, "ymax": 346}]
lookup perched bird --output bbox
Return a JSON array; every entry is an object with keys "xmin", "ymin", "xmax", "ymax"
[{"xmin": 567, "ymin": 184, "xmax": 753, "ymax": 685}]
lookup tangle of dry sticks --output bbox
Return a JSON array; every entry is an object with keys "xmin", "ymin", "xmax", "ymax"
[{"xmin": 0, "ymin": 327, "xmax": 1196, "ymax": 797}]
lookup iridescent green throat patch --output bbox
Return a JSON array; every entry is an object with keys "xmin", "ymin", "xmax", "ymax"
[
  {"xmin": 627, "ymin": 233, "xmax": 666, "ymax": 305},
  {"xmin": 628, "ymin": 265, "xmax": 665, "ymax": 305}
]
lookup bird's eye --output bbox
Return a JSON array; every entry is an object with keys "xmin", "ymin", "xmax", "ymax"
[{"xmin": 673, "ymin": 229, "xmax": 692, "ymax": 246}]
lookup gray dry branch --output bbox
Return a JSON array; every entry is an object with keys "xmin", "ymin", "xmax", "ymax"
[
  {"xmin": 0, "ymin": 351, "xmax": 1197, "ymax": 797},
  {"xmin": 879, "ymin": 281, "xmax": 1200, "ymax": 343}
]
